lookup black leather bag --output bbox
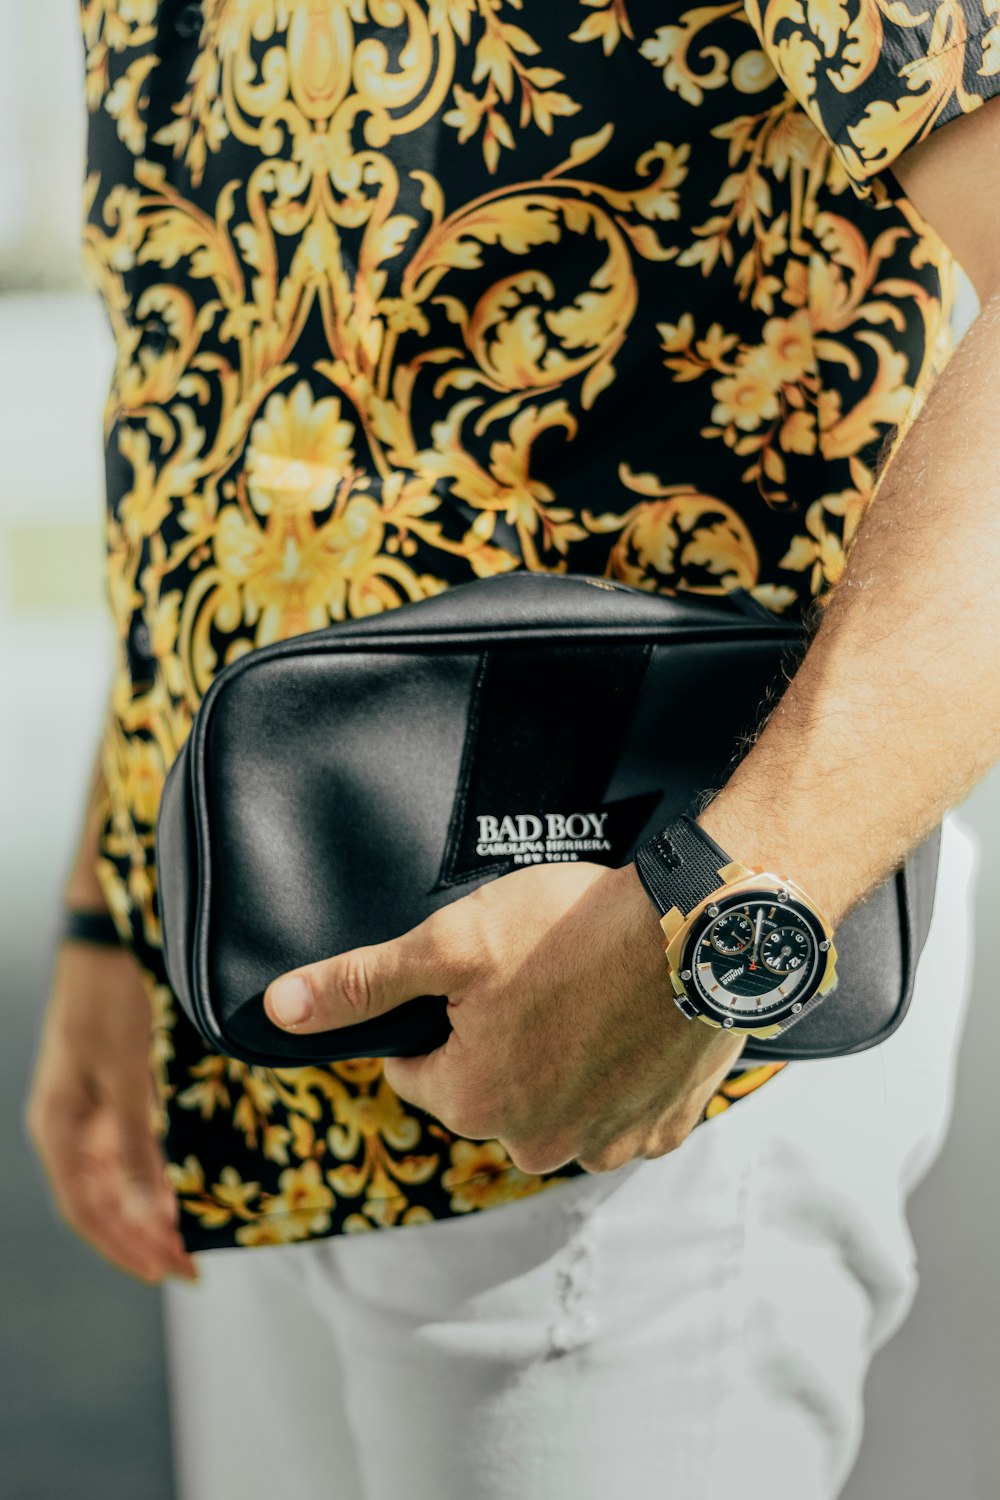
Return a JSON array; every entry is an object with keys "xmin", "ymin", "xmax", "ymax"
[{"xmin": 155, "ymin": 571, "xmax": 941, "ymax": 1068}]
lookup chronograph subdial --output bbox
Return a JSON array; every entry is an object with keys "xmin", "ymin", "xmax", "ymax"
[
  {"xmin": 709, "ymin": 911, "xmax": 754, "ymax": 957},
  {"xmin": 760, "ymin": 926, "xmax": 813, "ymax": 975}
]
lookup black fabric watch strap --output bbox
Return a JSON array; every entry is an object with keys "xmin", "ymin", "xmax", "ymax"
[
  {"xmin": 633, "ymin": 813, "xmax": 734, "ymax": 918},
  {"xmin": 60, "ymin": 908, "xmax": 123, "ymax": 947}
]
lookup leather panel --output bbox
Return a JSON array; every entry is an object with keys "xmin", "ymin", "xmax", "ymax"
[{"xmin": 203, "ymin": 651, "xmax": 479, "ymax": 1062}]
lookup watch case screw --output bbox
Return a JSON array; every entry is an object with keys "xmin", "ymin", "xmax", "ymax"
[
  {"xmin": 680, "ymin": 969, "xmax": 692, "ymax": 981},
  {"xmin": 819, "ymin": 939, "xmax": 830, "ymax": 951},
  {"xmin": 707, "ymin": 904, "xmax": 719, "ymax": 917},
  {"xmin": 777, "ymin": 889, "xmax": 788, "ymax": 902},
  {"xmin": 791, "ymin": 1002, "xmax": 803, "ymax": 1013},
  {"xmin": 722, "ymin": 1017, "xmax": 734, "ymax": 1028}
]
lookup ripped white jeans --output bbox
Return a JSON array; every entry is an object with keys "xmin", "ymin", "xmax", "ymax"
[{"xmin": 163, "ymin": 811, "xmax": 979, "ymax": 1500}]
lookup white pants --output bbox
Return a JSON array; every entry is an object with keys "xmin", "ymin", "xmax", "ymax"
[{"xmin": 163, "ymin": 812, "xmax": 979, "ymax": 1500}]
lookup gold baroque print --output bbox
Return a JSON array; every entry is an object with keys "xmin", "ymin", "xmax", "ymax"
[
  {"xmin": 744, "ymin": 0, "xmax": 1000, "ymax": 187},
  {"xmin": 150, "ymin": 0, "xmax": 591, "ymax": 184},
  {"xmin": 76, "ymin": 0, "xmax": 990, "ymax": 1247},
  {"xmin": 641, "ymin": 2, "xmax": 776, "ymax": 107},
  {"xmin": 88, "ymin": 119, "xmax": 692, "ymax": 704}
]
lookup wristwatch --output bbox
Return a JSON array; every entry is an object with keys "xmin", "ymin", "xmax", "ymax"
[
  {"xmin": 632, "ymin": 813, "xmax": 838, "ymax": 1039},
  {"xmin": 59, "ymin": 907, "xmax": 123, "ymax": 947}
]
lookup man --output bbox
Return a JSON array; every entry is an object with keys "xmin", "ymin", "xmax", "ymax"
[{"xmin": 27, "ymin": 3, "xmax": 1000, "ymax": 1496}]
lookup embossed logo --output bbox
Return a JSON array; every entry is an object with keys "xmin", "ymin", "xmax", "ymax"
[{"xmin": 475, "ymin": 811, "xmax": 611, "ymax": 865}]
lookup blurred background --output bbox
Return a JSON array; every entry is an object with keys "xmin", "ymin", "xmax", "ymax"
[{"xmin": 1, "ymin": 3, "xmax": 997, "ymax": 1497}]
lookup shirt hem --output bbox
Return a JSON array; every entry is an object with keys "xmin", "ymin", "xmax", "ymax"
[{"xmin": 180, "ymin": 1159, "xmax": 587, "ymax": 1253}]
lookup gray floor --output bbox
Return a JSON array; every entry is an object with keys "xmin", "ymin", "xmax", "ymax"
[{"xmin": 2, "ymin": 294, "xmax": 998, "ymax": 1498}]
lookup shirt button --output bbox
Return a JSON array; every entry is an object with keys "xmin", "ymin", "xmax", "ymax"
[
  {"xmin": 174, "ymin": 3, "xmax": 203, "ymax": 39},
  {"xmin": 138, "ymin": 317, "xmax": 169, "ymax": 355}
]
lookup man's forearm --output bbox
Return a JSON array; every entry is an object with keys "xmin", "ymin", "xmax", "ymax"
[
  {"xmin": 696, "ymin": 286, "xmax": 1000, "ymax": 929},
  {"xmin": 62, "ymin": 714, "xmax": 113, "ymax": 912}
]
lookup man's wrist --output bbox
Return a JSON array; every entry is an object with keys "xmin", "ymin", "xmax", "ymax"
[
  {"xmin": 63, "ymin": 879, "xmax": 111, "ymax": 913},
  {"xmin": 692, "ymin": 797, "xmax": 851, "ymax": 931}
]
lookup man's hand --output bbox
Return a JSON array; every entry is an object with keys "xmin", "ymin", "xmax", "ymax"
[
  {"xmin": 25, "ymin": 941, "xmax": 198, "ymax": 1284},
  {"xmin": 264, "ymin": 861, "xmax": 745, "ymax": 1175}
]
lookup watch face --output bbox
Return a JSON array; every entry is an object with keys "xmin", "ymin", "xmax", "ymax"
[{"xmin": 680, "ymin": 890, "xmax": 828, "ymax": 1024}]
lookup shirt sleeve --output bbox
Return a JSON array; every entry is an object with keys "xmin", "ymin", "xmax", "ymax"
[{"xmin": 743, "ymin": 0, "xmax": 1000, "ymax": 194}]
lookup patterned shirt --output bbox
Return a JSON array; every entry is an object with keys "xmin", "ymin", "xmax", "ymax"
[{"xmin": 78, "ymin": 1, "xmax": 1000, "ymax": 1250}]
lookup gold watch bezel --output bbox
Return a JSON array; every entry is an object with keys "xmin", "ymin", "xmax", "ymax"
[{"xmin": 659, "ymin": 861, "xmax": 839, "ymax": 1039}]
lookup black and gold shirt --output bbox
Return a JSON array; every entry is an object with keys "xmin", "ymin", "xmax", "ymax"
[{"xmin": 78, "ymin": 1, "xmax": 1000, "ymax": 1250}]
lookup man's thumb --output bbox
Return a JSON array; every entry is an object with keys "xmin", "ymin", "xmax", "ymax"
[{"xmin": 264, "ymin": 926, "xmax": 448, "ymax": 1034}]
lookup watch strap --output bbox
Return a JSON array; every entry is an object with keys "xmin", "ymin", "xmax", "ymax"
[
  {"xmin": 633, "ymin": 813, "xmax": 733, "ymax": 917},
  {"xmin": 60, "ymin": 908, "xmax": 123, "ymax": 947}
]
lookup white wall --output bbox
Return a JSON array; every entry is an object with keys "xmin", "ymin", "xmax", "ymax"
[{"xmin": 0, "ymin": 0, "xmax": 89, "ymax": 287}]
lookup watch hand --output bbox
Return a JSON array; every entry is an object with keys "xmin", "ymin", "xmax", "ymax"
[{"xmin": 752, "ymin": 908, "xmax": 764, "ymax": 962}]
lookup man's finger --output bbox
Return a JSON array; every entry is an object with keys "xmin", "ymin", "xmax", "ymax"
[
  {"xmin": 35, "ymin": 1096, "xmax": 196, "ymax": 1281},
  {"xmin": 52, "ymin": 1150, "xmax": 189, "ymax": 1284},
  {"xmin": 105, "ymin": 1072, "xmax": 177, "ymax": 1225},
  {"xmin": 264, "ymin": 920, "xmax": 451, "ymax": 1034},
  {"xmin": 381, "ymin": 1029, "xmax": 465, "ymax": 1125}
]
